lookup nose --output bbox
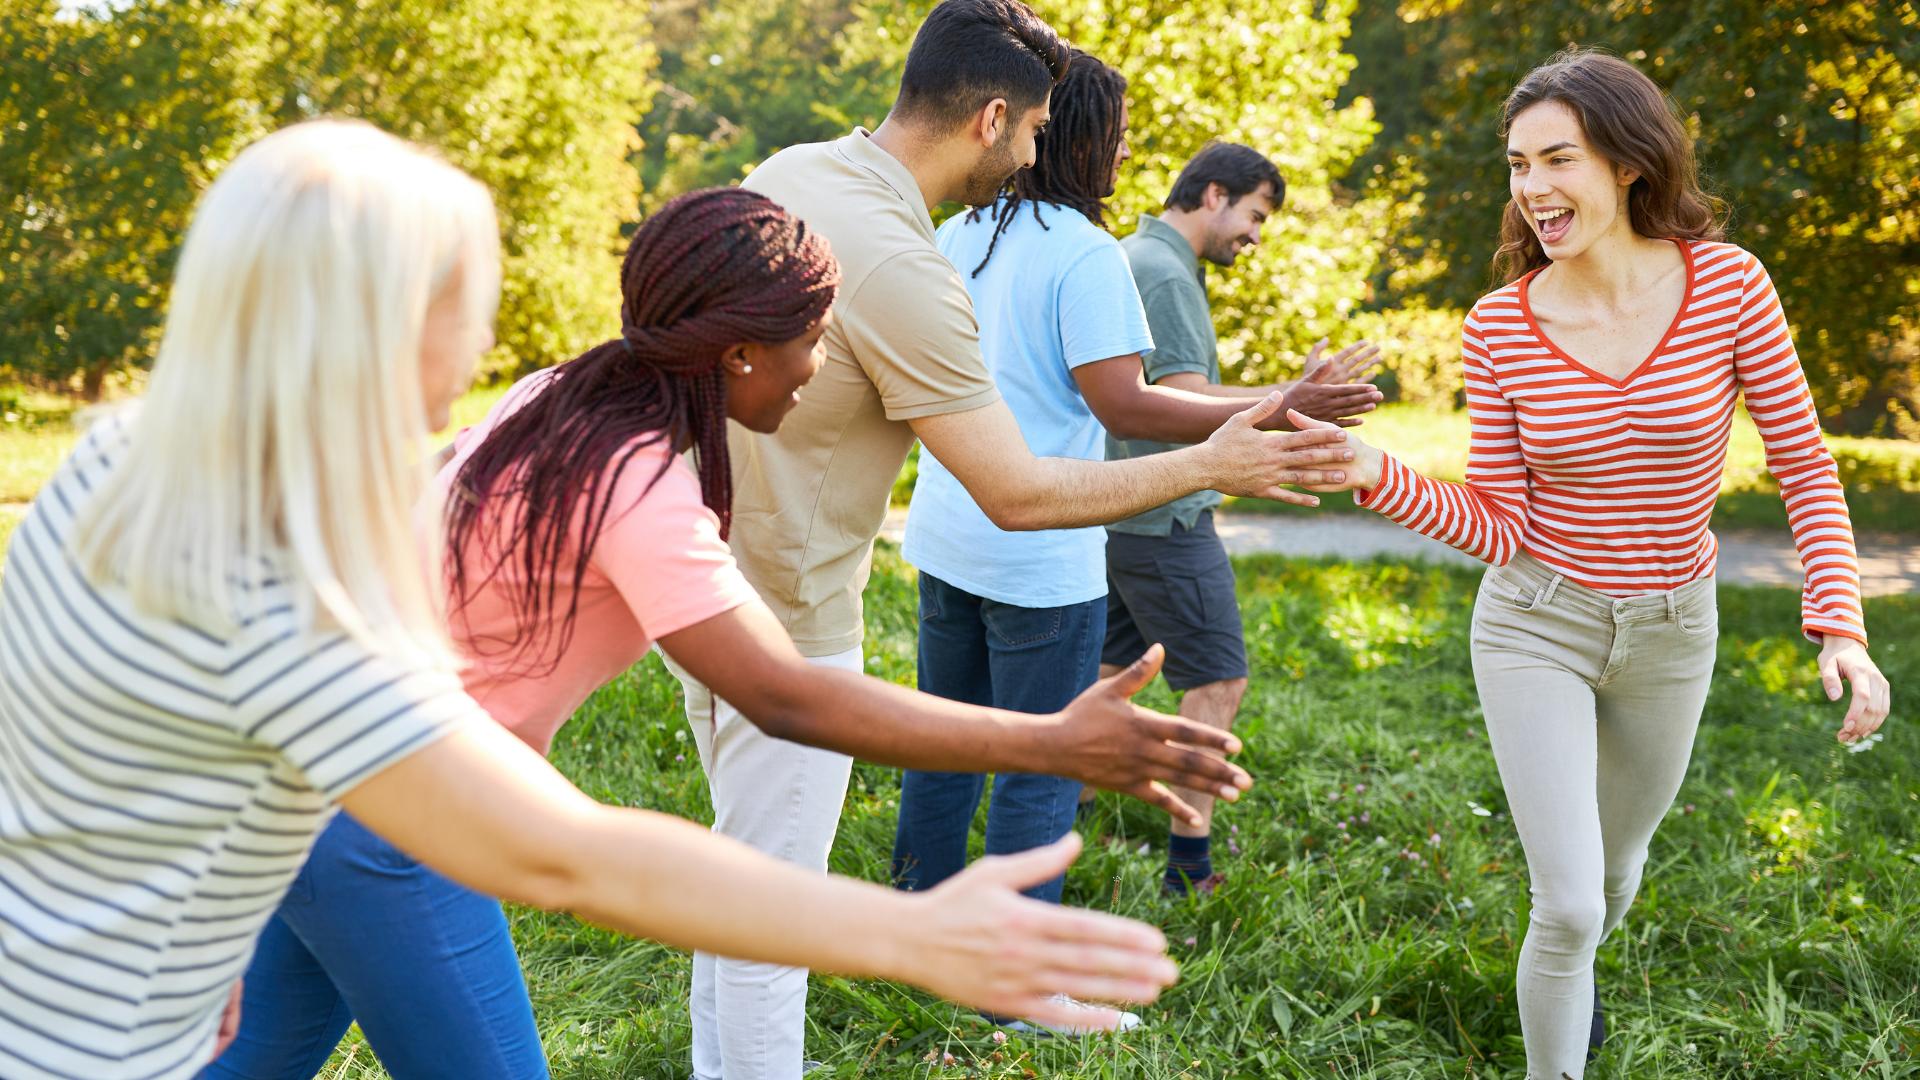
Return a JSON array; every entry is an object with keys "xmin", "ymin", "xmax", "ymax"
[{"xmin": 1521, "ymin": 170, "xmax": 1554, "ymax": 201}]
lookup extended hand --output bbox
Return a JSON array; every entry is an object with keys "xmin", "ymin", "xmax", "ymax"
[
  {"xmin": 1286, "ymin": 339, "xmax": 1384, "ymax": 426},
  {"xmin": 1047, "ymin": 644, "xmax": 1251, "ymax": 826},
  {"xmin": 1203, "ymin": 392, "xmax": 1354, "ymax": 506},
  {"xmin": 1818, "ymin": 636, "xmax": 1890, "ymax": 743},
  {"xmin": 1284, "ymin": 409, "xmax": 1383, "ymax": 492},
  {"xmin": 905, "ymin": 834, "xmax": 1176, "ymax": 1022}
]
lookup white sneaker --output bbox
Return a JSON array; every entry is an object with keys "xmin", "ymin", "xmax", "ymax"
[{"xmin": 994, "ymin": 995, "xmax": 1144, "ymax": 1036}]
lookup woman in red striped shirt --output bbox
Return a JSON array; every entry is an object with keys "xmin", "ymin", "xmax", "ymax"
[{"xmin": 1297, "ymin": 51, "xmax": 1890, "ymax": 1079}]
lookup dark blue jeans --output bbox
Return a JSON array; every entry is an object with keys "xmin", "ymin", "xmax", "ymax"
[
  {"xmin": 203, "ymin": 812, "xmax": 548, "ymax": 1080},
  {"xmin": 891, "ymin": 573, "xmax": 1103, "ymax": 904}
]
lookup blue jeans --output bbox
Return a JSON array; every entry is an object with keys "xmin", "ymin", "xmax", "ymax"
[
  {"xmin": 203, "ymin": 812, "xmax": 548, "ymax": 1080},
  {"xmin": 891, "ymin": 573, "xmax": 1103, "ymax": 904}
]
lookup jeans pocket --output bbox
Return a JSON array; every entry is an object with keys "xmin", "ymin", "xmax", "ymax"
[
  {"xmin": 1676, "ymin": 591, "xmax": 1718, "ymax": 636},
  {"xmin": 982, "ymin": 602, "xmax": 1064, "ymax": 648}
]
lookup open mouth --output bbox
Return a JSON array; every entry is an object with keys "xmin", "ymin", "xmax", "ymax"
[{"xmin": 1534, "ymin": 206, "xmax": 1574, "ymax": 245}]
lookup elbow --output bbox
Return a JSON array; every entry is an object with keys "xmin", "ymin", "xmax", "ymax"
[
  {"xmin": 980, "ymin": 499, "xmax": 1050, "ymax": 532},
  {"xmin": 1088, "ymin": 402, "xmax": 1154, "ymax": 443}
]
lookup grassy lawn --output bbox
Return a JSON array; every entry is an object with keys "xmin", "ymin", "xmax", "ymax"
[{"xmin": 306, "ymin": 542, "xmax": 1918, "ymax": 1079}]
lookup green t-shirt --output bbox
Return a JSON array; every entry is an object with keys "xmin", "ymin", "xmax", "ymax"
[{"xmin": 1105, "ymin": 213, "xmax": 1224, "ymax": 537}]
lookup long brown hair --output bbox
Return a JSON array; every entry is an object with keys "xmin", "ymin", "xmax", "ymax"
[
  {"xmin": 446, "ymin": 187, "xmax": 838, "ymax": 671},
  {"xmin": 968, "ymin": 48, "xmax": 1128, "ymax": 276},
  {"xmin": 1493, "ymin": 49, "xmax": 1725, "ymax": 285}
]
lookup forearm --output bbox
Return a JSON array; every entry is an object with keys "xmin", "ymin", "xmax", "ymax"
[
  {"xmin": 1095, "ymin": 384, "xmax": 1283, "ymax": 443},
  {"xmin": 744, "ymin": 666, "xmax": 1060, "ymax": 771},
  {"xmin": 985, "ymin": 444, "xmax": 1232, "ymax": 531},
  {"xmin": 563, "ymin": 805, "xmax": 917, "ymax": 977}
]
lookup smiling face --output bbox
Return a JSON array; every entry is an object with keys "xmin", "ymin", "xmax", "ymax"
[
  {"xmin": 722, "ymin": 309, "xmax": 835, "ymax": 433},
  {"xmin": 1507, "ymin": 100, "xmax": 1641, "ymax": 261},
  {"xmin": 1199, "ymin": 181, "xmax": 1277, "ymax": 268}
]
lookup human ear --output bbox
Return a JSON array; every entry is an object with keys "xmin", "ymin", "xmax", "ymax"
[
  {"xmin": 976, "ymin": 98, "xmax": 1009, "ymax": 149},
  {"xmin": 720, "ymin": 342, "xmax": 756, "ymax": 378}
]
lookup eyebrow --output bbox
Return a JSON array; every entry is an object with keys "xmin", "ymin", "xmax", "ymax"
[{"xmin": 1508, "ymin": 141, "xmax": 1578, "ymax": 157}]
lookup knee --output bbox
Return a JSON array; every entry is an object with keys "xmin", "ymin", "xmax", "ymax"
[{"xmin": 1528, "ymin": 892, "xmax": 1608, "ymax": 952}]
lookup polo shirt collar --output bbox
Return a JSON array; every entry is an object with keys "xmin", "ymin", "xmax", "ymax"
[
  {"xmin": 835, "ymin": 127, "xmax": 938, "ymax": 244},
  {"xmin": 1135, "ymin": 213, "xmax": 1201, "ymax": 272}
]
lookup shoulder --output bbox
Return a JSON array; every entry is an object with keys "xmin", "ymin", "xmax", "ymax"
[
  {"xmin": 1685, "ymin": 240, "xmax": 1766, "ymax": 288},
  {"xmin": 1465, "ymin": 280, "xmax": 1528, "ymax": 335}
]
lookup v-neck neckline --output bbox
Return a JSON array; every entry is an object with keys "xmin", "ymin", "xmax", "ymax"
[{"xmin": 1516, "ymin": 238, "xmax": 1694, "ymax": 390}]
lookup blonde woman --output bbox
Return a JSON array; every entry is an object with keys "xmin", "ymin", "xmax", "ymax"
[
  {"xmin": 0, "ymin": 120, "xmax": 1177, "ymax": 1080},
  {"xmin": 1293, "ymin": 52, "xmax": 1889, "ymax": 1079}
]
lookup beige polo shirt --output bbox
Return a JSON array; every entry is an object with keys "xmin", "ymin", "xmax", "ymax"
[{"xmin": 733, "ymin": 129, "xmax": 1000, "ymax": 656}]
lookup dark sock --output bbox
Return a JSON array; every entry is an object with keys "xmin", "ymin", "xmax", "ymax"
[{"xmin": 1164, "ymin": 833, "xmax": 1211, "ymax": 892}]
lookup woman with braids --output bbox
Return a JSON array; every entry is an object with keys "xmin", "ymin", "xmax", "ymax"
[
  {"xmin": 893, "ymin": 49, "xmax": 1375, "ymax": 1035},
  {"xmin": 214, "ymin": 184, "xmax": 1255, "ymax": 1079},
  {"xmin": 1291, "ymin": 51, "xmax": 1890, "ymax": 1078}
]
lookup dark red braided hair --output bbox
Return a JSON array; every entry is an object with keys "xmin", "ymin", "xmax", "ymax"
[{"xmin": 445, "ymin": 187, "xmax": 839, "ymax": 673}]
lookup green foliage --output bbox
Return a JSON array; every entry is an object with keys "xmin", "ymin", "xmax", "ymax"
[
  {"xmin": 1349, "ymin": 0, "xmax": 1920, "ymax": 432},
  {"xmin": 0, "ymin": 0, "xmax": 649, "ymax": 389},
  {"xmin": 0, "ymin": 0, "xmax": 259, "ymax": 395},
  {"xmin": 1035, "ymin": 0, "xmax": 1389, "ymax": 384},
  {"xmin": 314, "ymin": 544, "xmax": 1920, "ymax": 1078}
]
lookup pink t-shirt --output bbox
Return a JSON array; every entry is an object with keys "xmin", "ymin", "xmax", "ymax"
[{"xmin": 435, "ymin": 369, "xmax": 759, "ymax": 754}]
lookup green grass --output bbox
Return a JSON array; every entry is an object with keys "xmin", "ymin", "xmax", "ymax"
[{"xmin": 317, "ymin": 541, "xmax": 1919, "ymax": 1079}]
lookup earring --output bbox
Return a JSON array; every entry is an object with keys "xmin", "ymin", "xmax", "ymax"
[{"xmin": 741, "ymin": 364, "xmax": 753, "ymax": 374}]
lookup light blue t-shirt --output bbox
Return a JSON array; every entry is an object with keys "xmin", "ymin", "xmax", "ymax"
[{"xmin": 903, "ymin": 200, "xmax": 1155, "ymax": 608}]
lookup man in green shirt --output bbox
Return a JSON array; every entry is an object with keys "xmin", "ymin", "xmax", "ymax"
[{"xmin": 1098, "ymin": 143, "xmax": 1380, "ymax": 895}]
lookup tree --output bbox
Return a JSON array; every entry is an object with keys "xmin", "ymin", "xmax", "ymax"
[
  {"xmin": 1358, "ymin": 0, "xmax": 1920, "ymax": 432},
  {"xmin": 251, "ymin": 0, "xmax": 652, "ymax": 377},
  {"xmin": 0, "ymin": 0, "xmax": 261, "ymax": 397},
  {"xmin": 0, "ymin": 0, "xmax": 651, "ymax": 392}
]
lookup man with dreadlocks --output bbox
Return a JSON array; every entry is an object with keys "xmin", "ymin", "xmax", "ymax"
[
  {"xmin": 892, "ymin": 48, "xmax": 1385, "ymax": 1036},
  {"xmin": 214, "ymin": 187, "xmax": 1250, "ymax": 1078}
]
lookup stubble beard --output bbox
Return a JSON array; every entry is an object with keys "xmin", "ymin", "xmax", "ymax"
[
  {"xmin": 962, "ymin": 141, "xmax": 1021, "ymax": 208},
  {"xmin": 1202, "ymin": 228, "xmax": 1244, "ymax": 268}
]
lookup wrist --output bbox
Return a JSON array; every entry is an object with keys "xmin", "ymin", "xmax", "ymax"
[{"xmin": 1358, "ymin": 445, "xmax": 1386, "ymax": 490}]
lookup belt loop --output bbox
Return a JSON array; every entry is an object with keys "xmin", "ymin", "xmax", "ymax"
[
  {"xmin": 1540, "ymin": 574, "xmax": 1563, "ymax": 608},
  {"xmin": 1666, "ymin": 590, "xmax": 1679, "ymax": 624}
]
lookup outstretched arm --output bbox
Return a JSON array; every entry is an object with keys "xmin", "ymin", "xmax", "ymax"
[
  {"xmin": 912, "ymin": 392, "xmax": 1352, "ymax": 531},
  {"xmin": 661, "ymin": 603, "xmax": 1250, "ymax": 825},
  {"xmin": 342, "ymin": 722, "xmax": 1174, "ymax": 1028}
]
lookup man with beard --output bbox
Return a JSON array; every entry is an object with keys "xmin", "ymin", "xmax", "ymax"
[
  {"xmin": 1096, "ymin": 142, "xmax": 1382, "ymax": 897},
  {"xmin": 663, "ymin": 3, "xmax": 1366, "ymax": 1077}
]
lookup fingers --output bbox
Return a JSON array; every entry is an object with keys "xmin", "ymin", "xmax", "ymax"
[
  {"xmin": 1102, "ymin": 643, "xmax": 1165, "ymax": 699},
  {"xmin": 1126, "ymin": 780, "xmax": 1206, "ymax": 827},
  {"xmin": 959, "ymin": 832, "xmax": 1085, "ymax": 892},
  {"xmin": 1303, "ymin": 337, "xmax": 1328, "ymax": 374},
  {"xmin": 1286, "ymin": 407, "xmax": 1338, "ymax": 431},
  {"xmin": 1232, "ymin": 390, "xmax": 1285, "ymax": 428},
  {"xmin": 1820, "ymin": 652, "xmax": 1843, "ymax": 702},
  {"xmin": 1134, "ymin": 711, "xmax": 1244, "ymax": 756},
  {"xmin": 1253, "ymin": 486, "xmax": 1322, "ymax": 507},
  {"xmin": 1124, "ymin": 748, "xmax": 1250, "ymax": 800}
]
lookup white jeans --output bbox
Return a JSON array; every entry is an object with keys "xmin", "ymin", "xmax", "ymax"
[
  {"xmin": 662, "ymin": 647, "xmax": 860, "ymax": 1080},
  {"xmin": 1471, "ymin": 553, "xmax": 1717, "ymax": 1080}
]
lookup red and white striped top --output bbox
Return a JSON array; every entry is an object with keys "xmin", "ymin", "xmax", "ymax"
[{"xmin": 1357, "ymin": 240, "xmax": 1865, "ymax": 643}]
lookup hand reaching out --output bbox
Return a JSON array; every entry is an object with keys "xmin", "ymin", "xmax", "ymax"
[
  {"xmin": 1285, "ymin": 409, "xmax": 1384, "ymax": 491},
  {"xmin": 1283, "ymin": 339, "xmax": 1384, "ymax": 427},
  {"xmin": 905, "ymin": 834, "xmax": 1175, "ymax": 1024},
  {"xmin": 1200, "ymin": 392, "xmax": 1354, "ymax": 506},
  {"xmin": 1046, "ymin": 644, "xmax": 1251, "ymax": 826}
]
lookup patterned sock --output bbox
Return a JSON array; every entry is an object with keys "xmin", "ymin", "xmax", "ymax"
[{"xmin": 1164, "ymin": 833, "xmax": 1212, "ymax": 893}]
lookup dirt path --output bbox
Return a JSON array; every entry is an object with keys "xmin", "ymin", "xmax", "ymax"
[{"xmin": 880, "ymin": 509, "xmax": 1920, "ymax": 597}]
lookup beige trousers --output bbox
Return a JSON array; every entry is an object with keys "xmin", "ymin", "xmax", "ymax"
[
  {"xmin": 1471, "ymin": 552, "xmax": 1717, "ymax": 1080},
  {"xmin": 662, "ymin": 647, "xmax": 861, "ymax": 1080}
]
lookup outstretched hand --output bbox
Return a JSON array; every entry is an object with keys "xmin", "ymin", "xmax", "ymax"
[
  {"xmin": 1046, "ymin": 644, "xmax": 1251, "ymax": 826},
  {"xmin": 1283, "ymin": 338, "xmax": 1384, "ymax": 427},
  {"xmin": 1202, "ymin": 391, "xmax": 1353, "ymax": 506},
  {"xmin": 1818, "ymin": 636, "xmax": 1891, "ymax": 743},
  {"xmin": 906, "ymin": 833, "xmax": 1176, "ymax": 1024},
  {"xmin": 1284, "ymin": 409, "xmax": 1383, "ymax": 492}
]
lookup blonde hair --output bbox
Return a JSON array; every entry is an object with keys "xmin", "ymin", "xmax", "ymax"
[{"xmin": 71, "ymin": 120, "xmax": 501, "ymax": 666}]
